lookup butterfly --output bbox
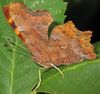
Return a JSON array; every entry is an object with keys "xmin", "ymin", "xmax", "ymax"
[{"xmin": 3, "ymin": 2, "xmax": 96, "ymax": 68}]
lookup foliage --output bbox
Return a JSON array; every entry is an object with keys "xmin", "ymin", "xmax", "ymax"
[{"xmin": 0, "ymin": 0, "xmax": 100, "ymax": 94}]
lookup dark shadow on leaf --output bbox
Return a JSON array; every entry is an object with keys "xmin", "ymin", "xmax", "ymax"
[{"xmin": 48, "ymin": 22, "xmax": 59, "ymax": 39}]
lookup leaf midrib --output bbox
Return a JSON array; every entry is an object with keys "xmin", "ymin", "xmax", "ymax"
[{"xmin": 9, "ymin": 37, "xmax": 17, "ymax": 94}]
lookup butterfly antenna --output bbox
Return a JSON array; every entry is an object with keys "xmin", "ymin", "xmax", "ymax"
[{"xmin": 50, "ymin": 63, "xmax": 64, "ymax": 78}]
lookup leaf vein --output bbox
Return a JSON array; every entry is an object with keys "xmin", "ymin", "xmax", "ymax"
[
  {"xmin": 9, "ymin": 37, "xmax": 17, "ymax": 94},
  {"xmin": 41, "ymin": 59, "xmax": 100, "ymax": 85}
]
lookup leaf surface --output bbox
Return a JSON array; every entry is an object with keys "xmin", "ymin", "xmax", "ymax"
[
  {"xmin": 0, "ymin": 0, "xmax": 100, "ymax": 94},
  {"xmin": 0, "ymin": 0, "xmax": 67, "ymax": 94},
  {"xmin": 0, "ymin": 3, "xmax": 39, "ymax": 94},
  {"xmin": 23, "ymin": 0, "xmax": 67, "ymax": 24},
  {"xmin": 1, "ymin": 0, "xmax": 67, "ymax": 24},
  {"xmin": 37, "ymin": 42, "xmax": 100, "ymax": 94}
]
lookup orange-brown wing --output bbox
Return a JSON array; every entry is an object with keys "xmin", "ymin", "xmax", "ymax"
[{"xmin": 3, "ymin": 2, "xmax": 96, "ymax": 68}]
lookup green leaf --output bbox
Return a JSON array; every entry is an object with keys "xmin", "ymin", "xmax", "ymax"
[
  {"xmin": 0, "ymin": 3, "xmax": 40, "ymax": 94},
  {"xmin": 1, "ymin": 0, "xmax": 67, "ymax": 24},
  {"xmin": 23, "ymin": 0, "xmax": 67, "ymax": 24},
  {"xmin": 94, "ymin": 42, "xmax": 100, "ymax": 56},
  {"xmin": 1, "ymin": 0, "xmax": 99, "ymax": 94},
  {"xmin": 37, "ymin": 42, "xmax": 100, "ymax": 94},
  {"xmin": 0, "ymin": 0, "xmax": 68, "ymax": 94}
]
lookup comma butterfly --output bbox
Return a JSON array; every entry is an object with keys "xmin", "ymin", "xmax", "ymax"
[{"xmin": 3, "ymin": 2, "xmax": 96, "ymax": 68}]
